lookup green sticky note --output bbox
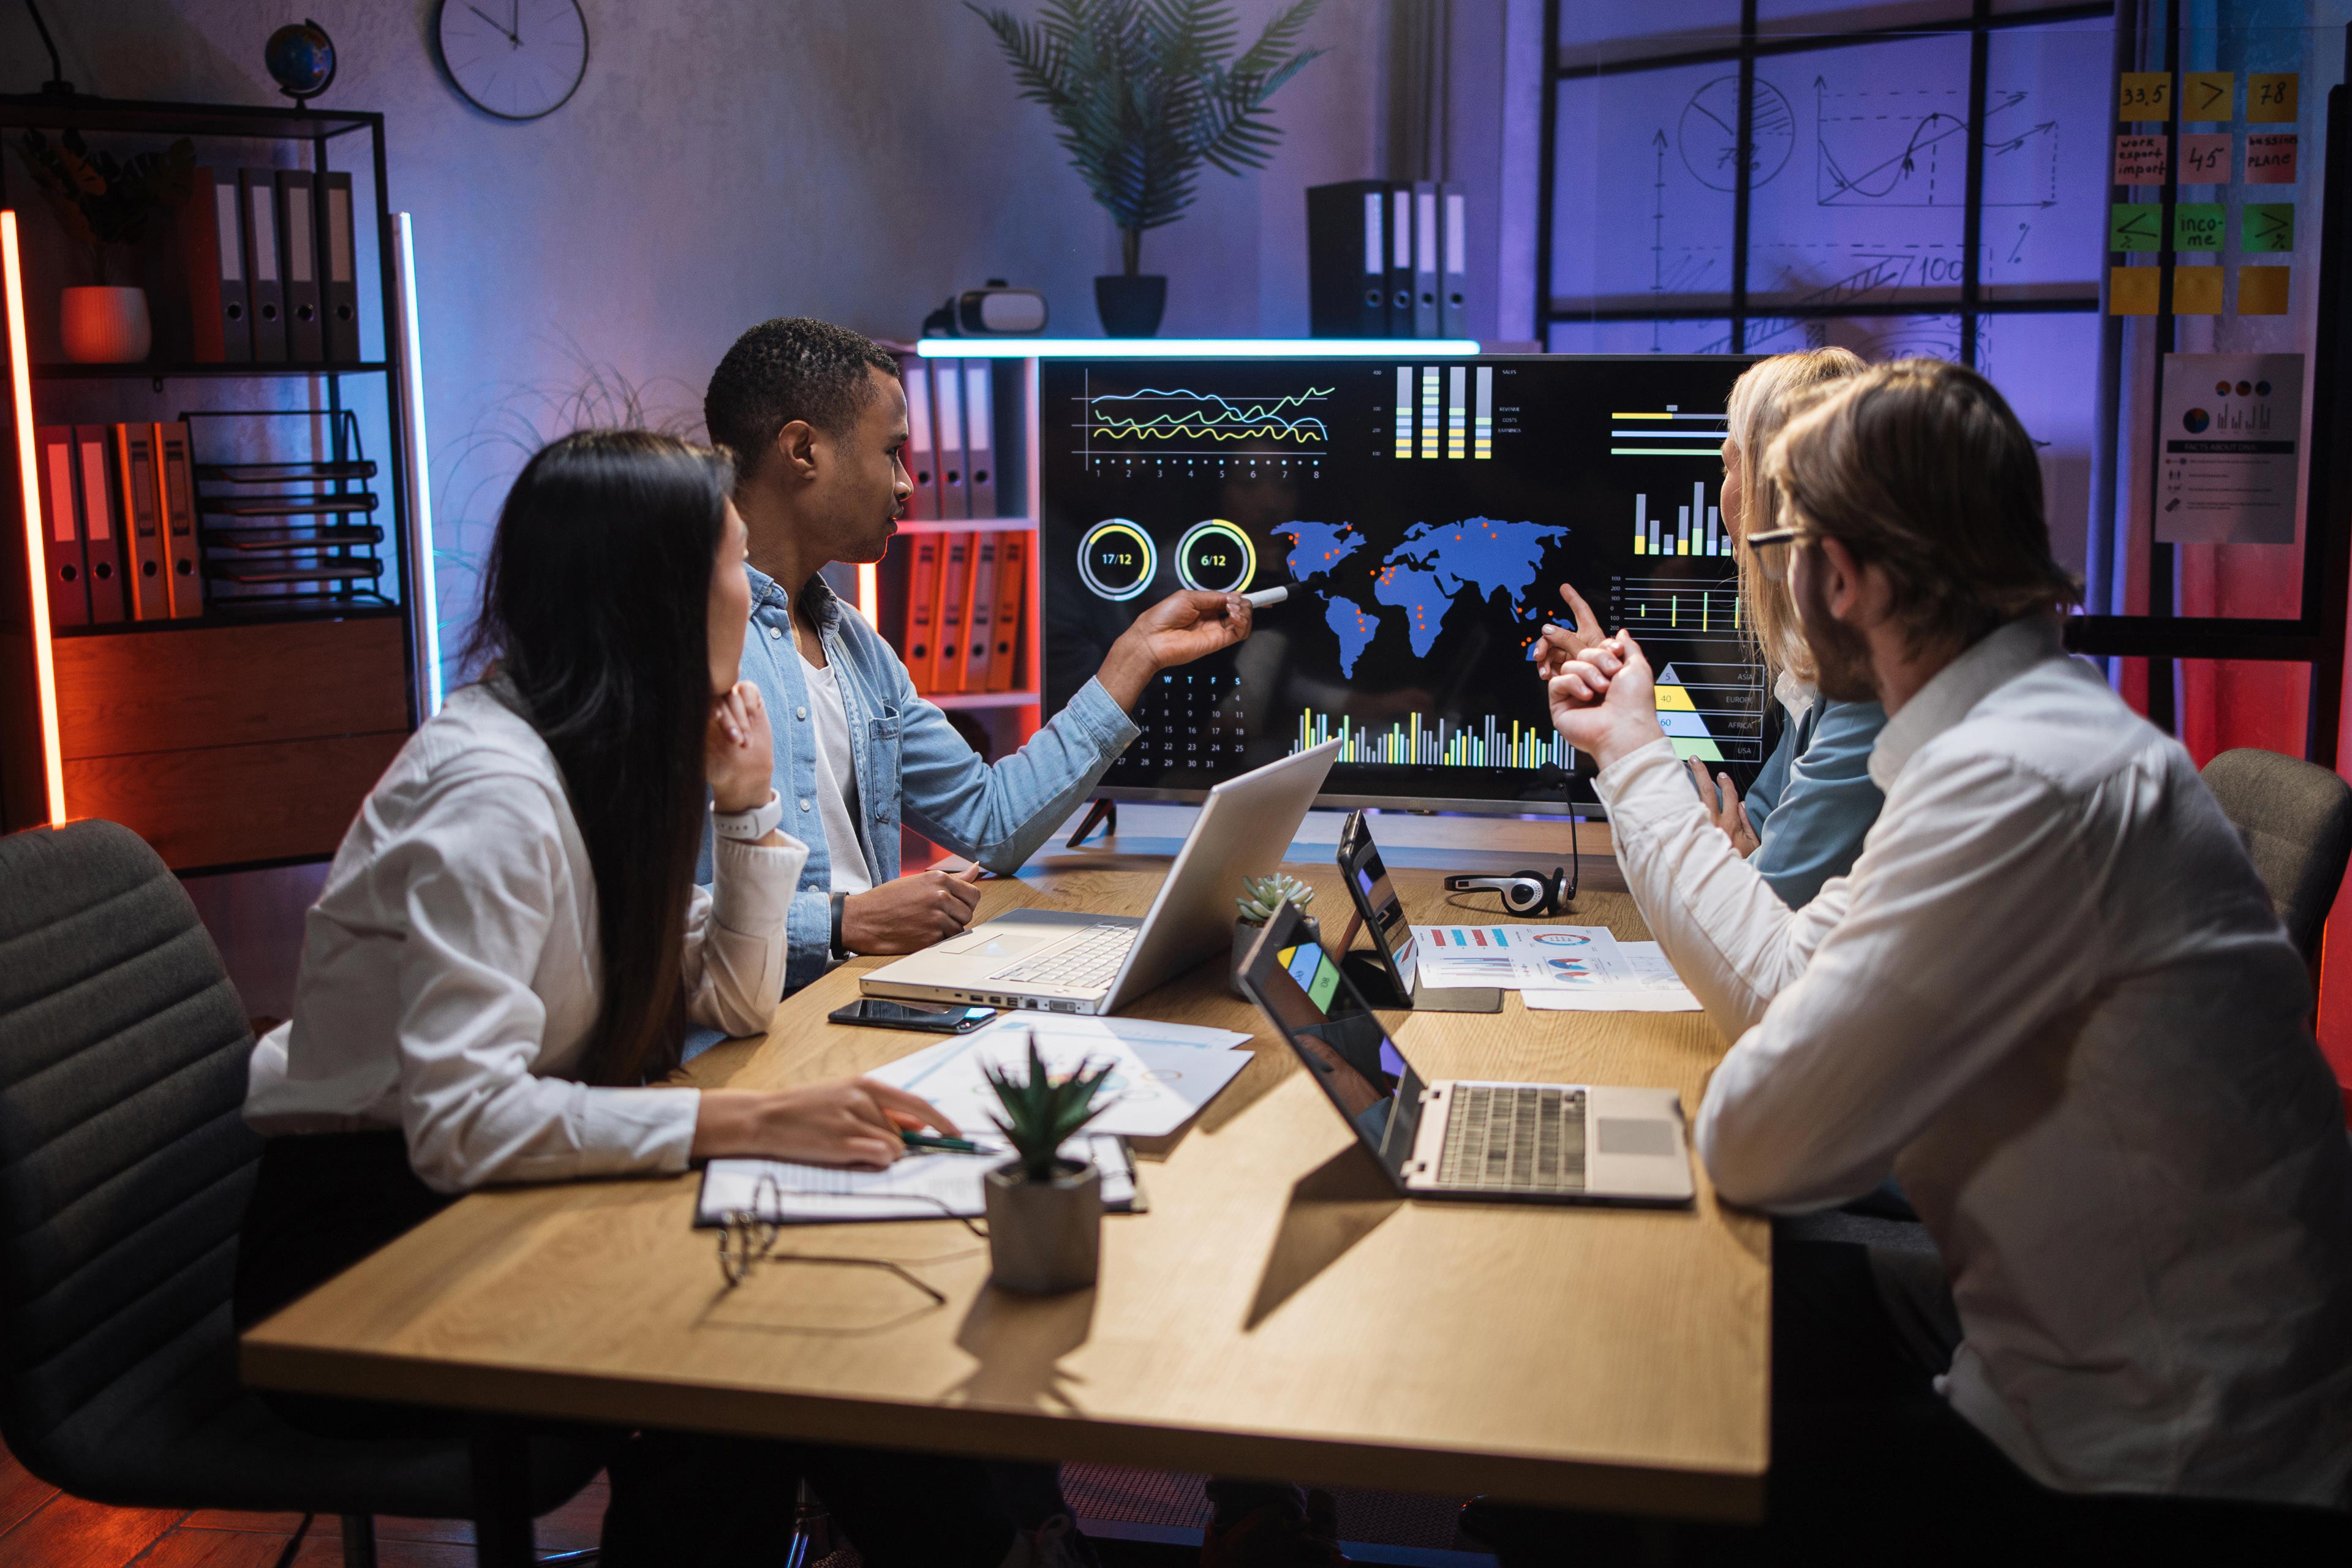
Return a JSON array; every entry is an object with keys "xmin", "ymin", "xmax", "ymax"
[
  {"xmin": 2109, "ymin": 203, "xmax": 2162, "ymax": 252},
  {"xmin": 2242, "ymin": 203, "xmax": 2296, "ymax": 253},
  {"xmin": 2171, "ymin": 203, "xmax": 2225, "ymax": 251}
]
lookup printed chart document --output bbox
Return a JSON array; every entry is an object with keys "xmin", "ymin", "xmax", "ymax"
[
  {"xmin": 1412, "ymin": 924, "xmax": 1635, "ymax": 992},
  {"xmin": 867, "ymin": 1014, "xmax": 1254, "ymax": 1139},
  {"xmin": 1523, "ymin": 940, "xmax": 1703, "ymax": 1012},
  {"xmin": 698, "ymin": 1133, "xmax": 1137, "ymax": 1227}
]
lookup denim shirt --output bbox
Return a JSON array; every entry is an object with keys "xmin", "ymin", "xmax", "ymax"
[
  {"xmin": 1743, "ymin": 687, "xmax": 1888, "ymax": 909},
  {"xmin": 704, "ymin": 564, "xmax": 1141, "ymax": 989}
]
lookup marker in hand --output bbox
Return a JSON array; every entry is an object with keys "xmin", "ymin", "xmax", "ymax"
[{"xmin": 1243, "ymin": 586, "xmax": 1289, "ymax": 609}]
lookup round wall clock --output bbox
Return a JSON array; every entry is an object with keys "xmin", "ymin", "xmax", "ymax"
[{"xmin": 435, "ymin": 0, "xmax": 589, "ymax": 121}]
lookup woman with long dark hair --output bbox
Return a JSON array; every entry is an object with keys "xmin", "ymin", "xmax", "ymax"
[{"xmin": 238, "ymin": 431, "xmax": 1067, "ymax": 1566}]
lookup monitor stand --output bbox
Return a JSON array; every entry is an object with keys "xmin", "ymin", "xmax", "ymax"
[
  {"xmin": 1065, "ymin": 797, "xmax": 1117, "ymax": 849},
  {"xmin": 1340, "ymin": 949, "xmax": 1502, "ymax": 1014}
]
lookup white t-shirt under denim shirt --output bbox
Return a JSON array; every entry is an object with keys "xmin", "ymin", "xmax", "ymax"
[
  {"xmin": 800, "ymin": 648, "xmax": 873, "ymax": 895},
  {"xmin": 243, "ymin": 679, "xmax": 808, "ymax": 1193}
]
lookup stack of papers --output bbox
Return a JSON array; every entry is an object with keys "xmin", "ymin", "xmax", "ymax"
[
  {"xmin": 1522, "ymin": 940, "xmax": 1703, "ymax": 1012},
  {"xmin": 867, "ymin": 1013, "xmax": 1256, "ymax": 1140},
  {"xmin": 698, "ymin": 1133, "xmax": 1139, "ymax": 1227}
]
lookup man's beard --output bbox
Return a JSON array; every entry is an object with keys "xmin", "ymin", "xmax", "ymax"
[{"xmin": 1794, "ymin": 555, "xmax": 1879, "ymax": 704}]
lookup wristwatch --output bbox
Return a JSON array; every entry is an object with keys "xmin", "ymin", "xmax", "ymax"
[
  {"xmin": 711, "ymin": 791, "xmax": 783, "ymax": 843},
  {"xmin": 830, "ymin": 891, "xmax": 851, "ymax": 960}
]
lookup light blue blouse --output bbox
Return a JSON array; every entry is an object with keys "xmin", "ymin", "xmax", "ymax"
[{"xmin": 1741, "ymin": 691, "xmax": 1888, "ymax": 908}]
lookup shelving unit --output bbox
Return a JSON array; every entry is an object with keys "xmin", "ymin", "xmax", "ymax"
[{"xmin": 0, "ymin": 94, "xmax": 426, "ymax": 872}]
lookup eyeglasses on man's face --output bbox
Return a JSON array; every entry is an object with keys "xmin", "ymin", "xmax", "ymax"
[{"xmin": 1743, "ymin": 526, "xmax": 1807, "ymax": 582}]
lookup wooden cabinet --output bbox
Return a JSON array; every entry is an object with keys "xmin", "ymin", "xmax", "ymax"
[{"xmin": 37, "ymin": 616, "xmax": 412, "ymax": 869}]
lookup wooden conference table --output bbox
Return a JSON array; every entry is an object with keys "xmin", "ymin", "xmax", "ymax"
[{"xmin": 241, "ymin": 840, "xmax": 1769, "ymax": 1559}]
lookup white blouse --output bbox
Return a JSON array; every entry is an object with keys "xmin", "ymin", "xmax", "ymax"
[{"xmin": 244, "ymin": 680, "xmax": 808, "ymax": 1193}]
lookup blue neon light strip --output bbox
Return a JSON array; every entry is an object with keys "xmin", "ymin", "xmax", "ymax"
[
  {"xmin": 395, "ymin": 214, "xmax": 444, "ymax": 715},
  {"xmin": 913, "ymin": 337, "xmax": 1480, "ymax": 359}
]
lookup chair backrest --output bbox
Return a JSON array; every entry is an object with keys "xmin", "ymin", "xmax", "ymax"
[
  {"xmin": 0, "ymin": 820, "xmax": 260, "ymax": 1491},
  {"xmin": 2201, "ymin": 748, "xmax": 2352, "ymax": 966}
]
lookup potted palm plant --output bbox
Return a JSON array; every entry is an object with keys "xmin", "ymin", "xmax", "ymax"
[
  {"xmin": 14, "ymin": 130, "xmax": 194, "ymax": 364},
  {"xmin": 981, "ymin": 1033, "xmax": 1118, "ymax": 1294},
  {"xmin": 970, "ymin": 0, "xmax": 1327, "ymax": 336},
  {"xmin": 1234, "ymin": 872, "xmax": 1317, "ymax": 996}
]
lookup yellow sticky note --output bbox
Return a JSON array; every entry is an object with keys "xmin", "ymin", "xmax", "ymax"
[
  {"xmin": 2182, "ymin": 72, "xmax": 2233, "ymax": 121},
  {"xmin": 2238, "ymin": 266, "xmax": 2290, "ymax": 316},
  {"xmin": 2172, "ymin": 267, "xmax": 2223, "ymax": 315},
  {"xmin": 2120, "ymin": 72, "xmax": 2172, "ymax": 121},
  {"xmin": 2248, "ymin": 74, "xmax": 2298, "ymax": 123},
  {"xmin": 2110, "ymin": 266, "xmax": 2161, "ymax": 315}
]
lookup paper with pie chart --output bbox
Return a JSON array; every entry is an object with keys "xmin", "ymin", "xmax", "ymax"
[
  {"xmin": 868, "ymin": 1013, "xmax": 1254, "ymax": 1139},
  {"xmin": 1413, "ymin": 924, "xmax": 1636, "ymax": 991}
]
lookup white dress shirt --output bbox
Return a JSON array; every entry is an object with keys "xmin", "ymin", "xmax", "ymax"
[
  {"xmin": 244, "ymin": 680, "xmax": 809, "ymax": 1194},
  {"xmin": 1595, "ymin": 615, "xmax": 2352, "ymax": 1508}
]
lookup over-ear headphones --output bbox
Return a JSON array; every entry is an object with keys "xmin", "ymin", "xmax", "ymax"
[{"xmin": 1445, "ymin": 867, "xmax": 1574, "ymax": 918}]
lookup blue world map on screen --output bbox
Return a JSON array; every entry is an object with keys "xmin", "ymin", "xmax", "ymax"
[{"xmin": 1273, "ymin": 518, "xmax": 1567, "ymax": 676}]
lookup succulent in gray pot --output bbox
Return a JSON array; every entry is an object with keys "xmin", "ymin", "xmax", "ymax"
[
  {"xmin": 1234, "ymin": 873, "xmax": 1317, "ymax": 997},
  {"xmin": 980, "ymin": 1032, "xmax": 1117, "ymax": 1294},
  {"xmin": 968, "ymin": 0, "xmax": 1328, "ymax": 337}
]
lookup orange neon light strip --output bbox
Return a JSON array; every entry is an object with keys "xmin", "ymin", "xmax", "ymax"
[
  {"xmin": 2, "ymin": 212, "xmax": 65, "ymax": 826},
  {"xmin": 856, "ymin": 562, "xmax": 879, "ymax": 629}
]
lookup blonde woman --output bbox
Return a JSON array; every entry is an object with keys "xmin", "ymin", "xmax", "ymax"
[{"xmin": 1536, "ymin": 348, "xmax": 1875, "ymax": 907}]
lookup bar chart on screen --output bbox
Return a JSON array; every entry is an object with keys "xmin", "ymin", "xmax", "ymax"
[
  {"xmin": 1610, "ymin": 575, "xmax": 1766, "ymax": 766},
  {"xmin": 1390, "ymin": 363, "xmax": 1497, "ymax": 459},
  {"xmin": 1632, "ymin": 481, "xmax": 1729, "ymax": 556}
]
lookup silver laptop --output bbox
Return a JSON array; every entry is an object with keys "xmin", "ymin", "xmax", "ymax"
[
  {"xmin": 861, "ymin": 740, "xmax": 1341, "ymax": 1016},
  {"xmin": 1239, "ymin": 901, "xmax": 1694, "ymax": 1205}
]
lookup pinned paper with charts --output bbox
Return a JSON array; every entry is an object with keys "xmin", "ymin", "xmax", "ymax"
[
  {"xmin": 1413, "ymin": 924, "xmax": 1635, "ymax": 991},
  {"xmin": 2157, "ymin": 352, "xmax": 2304, "ymax": 545},
  {"xmin": 867, "ymin": 1014, "xmax": 1254, "ymax": 1139}
]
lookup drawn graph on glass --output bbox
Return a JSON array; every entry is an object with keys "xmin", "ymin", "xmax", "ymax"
[
  {"xmin": 1815, "ymin": 82, "xmax": 2059, "ymax": 209},
  {"xmin": 1679, "ymin": 75, "xmax": 1796, "ymax": 192},
  {"xmin": 1074, "ymin": 375, "xmax": 1334, "ymax": 462}
]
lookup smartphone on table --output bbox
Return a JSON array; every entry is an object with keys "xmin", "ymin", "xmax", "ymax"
[{"xmin": 827, "ymin": 997, "xmax": 997, "ymax": 1033}]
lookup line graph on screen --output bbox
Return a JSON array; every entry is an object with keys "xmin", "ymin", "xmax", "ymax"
[{"xmin": 1074, "ymin": 375, "xmax": 1335, "ymax": 461}]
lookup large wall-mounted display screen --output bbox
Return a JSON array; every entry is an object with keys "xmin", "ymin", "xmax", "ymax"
[{"xmin": 1041, "ymin": 355, "xmax": 1763, "ymax": 810}]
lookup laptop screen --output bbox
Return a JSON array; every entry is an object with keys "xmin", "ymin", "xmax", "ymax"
[{"xmin": 1240, "ymin": 909, "xmax": 1430, "ymax": 1180}]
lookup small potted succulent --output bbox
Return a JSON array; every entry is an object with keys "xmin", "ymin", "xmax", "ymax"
[
  {"xmin": 981, "ymin": 1033, "xmax": 1117, "ymax": 1294},
  {"xmin": 1234, "ymin": 872, "xmax": 1317, "ymax": 996}
]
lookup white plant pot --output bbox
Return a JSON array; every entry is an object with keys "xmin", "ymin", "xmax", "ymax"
[
  {"xmin": 61, "ymin": 286, "xmax": 153, "ymax": 364},
  {"xmin": 983, "ymin": 1157, "xmax": 1101, "ymax": 1294}
]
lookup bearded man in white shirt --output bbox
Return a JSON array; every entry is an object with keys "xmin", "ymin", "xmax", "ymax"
[{"xmin": 1533, "ymin": 359, "xmax": 2352, "ymax": 1556}]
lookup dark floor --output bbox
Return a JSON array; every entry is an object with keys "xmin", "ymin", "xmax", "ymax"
[
  {"xmin": 0, "ymin": 1436, "xmax": 1492, "ymax": 1566},
  {"xmin": 0, "ymin": 1432, "xmax": 607, "ymax": 1565}
]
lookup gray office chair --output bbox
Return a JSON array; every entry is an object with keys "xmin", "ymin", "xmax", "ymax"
[
  {"xmin": 0, "ymin": 819, "xmax": 604, "ymax": 1567},
  {"xmin": 2201, "ymin": 747, "xmax": 2352, "ymax": 968}
]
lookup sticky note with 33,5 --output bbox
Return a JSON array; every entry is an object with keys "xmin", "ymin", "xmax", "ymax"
[
  {"xmin": 2119, "ymin": 72, "xmax": 2171, "ymax": 121},
  {"xmin": 2182, "ymin": 72, "xmax": 2234, "ymax": 122},
  {"xmin": 2246, "ymin": 133, "xmax": 2298, "ymax": 184},
  {"xmin": 2110, "ymin": 266, "xmax": 2161, "ymax": 315},
  {"xmin": 2171, "ymin": 266, "xmax": 2222, "ymax": 315},
  {"xmin": 2178, "ymin": 134, "xmax": 2232, "ymax": 183},
  {"xmin": 2109, "ymin": 202, "xmax": 2162, "ymax": 252},
  {"xmin": 2242, "ymin": 203, "xmax": 2296, "ymax": 253},
  {"xmin": 2113, "ymin": 134, "xmax": 2166, "ymax": 184},
  {"xmin": 2248, "ymin": 74, "xmax": 2298, "ymax": 124},
  {"xmin": 2171, "ymin": 203, "xmax": 2225, "ymax": 251},
  {"xmin": 2237, "ymin": 266, "xmax": 2290, "ymax": 316}
]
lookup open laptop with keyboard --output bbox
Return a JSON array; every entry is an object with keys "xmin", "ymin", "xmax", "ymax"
[
  {"xmin": 860, "ymin": 740, "xmax": 1340, "ymax": 1016},
  {"xmin": 1237, "ymin": 900, "xmax": 1694, "ymax": 1205}
]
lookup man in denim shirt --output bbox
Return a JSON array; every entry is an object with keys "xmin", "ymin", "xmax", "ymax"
[{"xmin": 704, "ymin": 318, "xmax": 1253, "ymax": 990}]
